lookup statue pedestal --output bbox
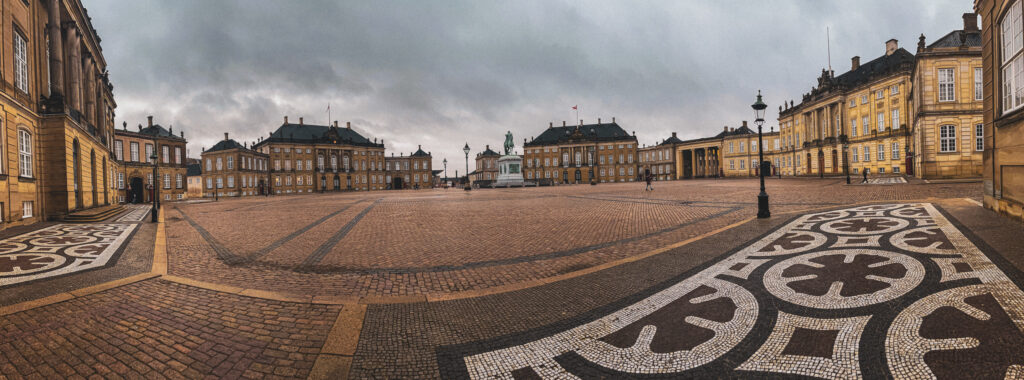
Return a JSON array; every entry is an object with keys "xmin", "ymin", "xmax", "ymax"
[{"xmin": 494, "ymin": 155, "xmax": 525, "ymax": 187}]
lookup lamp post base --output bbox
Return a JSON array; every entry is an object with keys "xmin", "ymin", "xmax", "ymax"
[
  {"xmin": 757, "ymin": 192, "xmax": 770, "ymax": 218},
  {"xmin": 464, "ymin": 185, "xmax": 472, "ymax": 191}
]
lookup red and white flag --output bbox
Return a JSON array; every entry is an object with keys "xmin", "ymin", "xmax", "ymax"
[{"xmin": 572, "ymin": 105, "xmax": 577, "ymax": 110}]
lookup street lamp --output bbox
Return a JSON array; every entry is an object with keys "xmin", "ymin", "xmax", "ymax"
[
  {"xmin": 443, "ymin": 158, "xmax": 448, "ymax": 188},
  {"xmin": 463, "ymin": 143, "xmax": 471, "ymax": 191},
  {"xmin": 751, "ymin": 90, "xmax": 770, "ymax": 219},
  {"xmin": 150, "ymin": 153, "xmax": 159, "ymax": 222},
  {"xmin": 843, "ymin": 140, "xmax": 851, "ymax": 184}
]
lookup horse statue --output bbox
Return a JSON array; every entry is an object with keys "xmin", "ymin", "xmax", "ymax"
[{"xmin": 503, "ymin": 131, "xmax": 514, "ymax": 155}]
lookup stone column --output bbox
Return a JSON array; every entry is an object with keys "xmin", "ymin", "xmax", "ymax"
[
  {"xmin": 83, "ymin": 53, "xmax": 94, "ymax": 123},
  {"xmin": 48, "ymin": 0, "xmax": 64, "ymax": 98},
  {"xmin": 65, "ymin": 23, "xmax": 81, "ymax": 112}
]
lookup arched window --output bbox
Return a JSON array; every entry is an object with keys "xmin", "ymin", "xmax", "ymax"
[{"xmin": 18, "ymin": 129, "xmax": 32, "ymax": 177}]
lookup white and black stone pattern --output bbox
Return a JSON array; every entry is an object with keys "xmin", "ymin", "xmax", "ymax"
[{"xmin": 437, "ymin": 203, "xmax": 1024, "ymax": 379}]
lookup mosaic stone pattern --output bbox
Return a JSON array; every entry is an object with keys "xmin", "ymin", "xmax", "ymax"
[
  {"xmin": 0, "ymin": 224, "xmax": 137, "ymax": 287},
  {"xmin": 115, "ymin": 204, "xmax": 152, "ymax": 223},
  {"xmin": 439, "ymin": 203, "xmax": 1024, "ymax": 379}
]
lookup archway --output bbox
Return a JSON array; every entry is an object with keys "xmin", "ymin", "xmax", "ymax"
[
  {"xmin": 129, "ymin": 177, "xmax": 144, "ymax": 204},
  {"xmin": 817, "ymin": 151, "xmax": 825, "ymax": 176},
  {"xmin": 831, "ymin": 150, "xmax": 838, "ymax": 173}
]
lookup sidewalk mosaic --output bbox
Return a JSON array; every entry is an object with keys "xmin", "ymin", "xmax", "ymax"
[
  {"xmin": 438, "ymin": 203, "xmax": 1024, "ymax": 379},
  {"xmin": 115, "ymin": 205, "xmax": 151, "ymax": 222},
  {"xmin": 0, "ymin": 224, "xmax": 137, "ymax": 287}
]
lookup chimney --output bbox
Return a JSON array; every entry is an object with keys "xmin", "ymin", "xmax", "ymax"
[
  {"xmin": 169, "ymin": 126, "xmax": 173, "ymax": 134},
  {"xmin": 612, "ymin": 117, "xmax": 616, "ymax": 123},
  {"xmin": 147, "ymin": 115, "xmax": 153, "ymax": 127},
  {"xmin": 333, "ymin": 121, "xmax": 339, "ymax": 128},
  {"xmin": 562, "ymin": 121, "xmax": 566, "ymax": 127},
  {"xmin": 299, "ymin": 117, "xmax": 304, "ymax": 125},
  {"xmin": 742, "ymin": 120, "xmax": 748, "ymax": 128},
  {"xmin": 180, "ymin": 131, "xmax": 184, "ymax": 138},
  {"xmin": 138, "ymin": 124, "xmax": 142, "ymax": 131},
  {"xmin": 851, "ymin": 56, "xmax": 860, "ymax": 70},
  {"xmin": 724, "ymin": 126, "xmax": 728, "ymax": 132},
  {"xmin": 284, "ymin": 116, "xmax": 289, "ymax": 124},
  {"xmin": 963, "ymin": 13, "xmax": 979, "ymax": 31},
  {"xmin": 549, "ymin": 122, "xmax": 553, "ymax": 128},
  {"xmin": 730, "ymin": 127, "xmax": 735, "ymax": 132},
  {"xmin": 486, "ymin": 144, "xmax": 490, "ymax": 151},
  {"xmin": 579, "ymin": 119, "xmax": 583, "ymax": 126},
  {"xmin": 672, "ymin": 132, "xmax": 677, "ymax": 138},
  {"xmin": 885, "ymin": 39, "xmax": 898, "ymax": 56},
  {"xmin": 224, "ymin": 132, "xmax": 229, "ymax": 141},
  {"xmin": 346, "ymin": 121, "xmax": 351, "ymax": 129},
  {"xmin": 598, "ymin": 118, "xmax": 602, "ymax": 124}
]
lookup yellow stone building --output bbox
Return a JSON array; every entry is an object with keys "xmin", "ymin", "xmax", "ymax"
[
  {"xmin": 199, "ymin": 133, "xmax": 269, "ymax": 198},
  {"xmin": 976, "ymin": 0, "xmax": 1024, "ymax": 221},
  {"xmin": 383, "ymin": 146, "xmax": 433, "ymax": 190},
  {"xmin": 523, "ymin": 119, "xmax": 638, "ymax": 184},
  {"xmin": 779, "ymin": 39, "xmax": 915, "ymax": 178},
  {"xmin": 252, "ymin": 117, "xmax": 388, "ymax": 193},
  {"xmin": 0, "ymin": 0, "xmax": 119, "ymax": 225},
  {"xmin": 638, "ymin": 133, "xmax": 683, "ymax": 181},
  {"xmin": 910, "ymin": 15, "xmax": 984, "ymax": 179},
  {"xmin": 112, "ymin": 117, "xmax": 188, "ymax": 203},
  {"xmin": 722, "ymin": 122, "xmax": 781, "ymax": 177}
]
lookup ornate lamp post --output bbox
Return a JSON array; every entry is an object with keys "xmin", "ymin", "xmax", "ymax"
[
  {"xmin": 442, "ymin": 158, "xmax": 448, "ymax": 188},
  {"xmin": 751, "ymin": 91, "xmax": 770, "ymax": 219},
  {"xmin": 150, "ymin": 153, "xmax": 159, "ymax": 222},
  {"xmin": 463, "ymin": 143, "xmax": 471, "ymax": 191}
]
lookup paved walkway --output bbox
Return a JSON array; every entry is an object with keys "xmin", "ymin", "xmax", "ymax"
[{"xmin": 1, "ymin": 178, "xmax": 1022, "ymax": 379}]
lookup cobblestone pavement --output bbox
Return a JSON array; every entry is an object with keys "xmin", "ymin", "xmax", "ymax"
[
  {"xmin": 0, "ymin": 278, "xmax": 340, "ymax": 380},
  {"xmin": 165, "ymin": 178, "xmax": 980, "ymax": 299}
]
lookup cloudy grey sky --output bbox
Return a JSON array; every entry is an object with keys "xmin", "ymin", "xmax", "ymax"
[{"xmin": 86, "ymin": 0, "xmax": 970, "ymax": 172}]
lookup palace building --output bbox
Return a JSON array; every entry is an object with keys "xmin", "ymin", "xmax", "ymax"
[
  {"xmin": 976, "ymin": 0, "xmax": 1024, "ymax": 222},
  {"xmin": 199, "ymin": 133, "xmax": 269, "ymax": 198},
  {"xmin": 112, "ymin": 116, "xmax": 188, "ymax": 203},
  {"xmin": 722, "ymin": 122, "xmax": 781, "ymax": 177},
  {"xmin": 0, "ymin": 0, "xmax": 120, "ymax": 225},
  {"xmin": 384, "ymin": 146, "xmax": 433, "ymax": 189},
  {"xmin": 911, "ymin": 14, "xmax": 984, "ymax": 179},
  {"xmin": 523, "ymin": 118, "xmax": 639, "ymax": 184},
  {"xmin": 472, "ymin": 145, "xmax": 500, "ymax": 186},
  {"xmin": 779, "ymin": 39, "xmax": 915, "ymax": 178},
  {"xmin": 638, "ymin": 133, "xmax": 682, "ymax": 181}
]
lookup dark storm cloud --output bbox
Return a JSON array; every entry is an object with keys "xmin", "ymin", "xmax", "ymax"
[{"xmin": 86, "ymin": 0, "xmax": 969, "ymax": 167}]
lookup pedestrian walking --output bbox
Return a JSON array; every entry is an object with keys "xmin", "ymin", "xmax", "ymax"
[
  {"xmin": 862, "ymin": 168, "xmax": 869, "ymax": 183},
  {"xmin": 644, "ymin": 168, "xmax": 653, "ymax": 191}
]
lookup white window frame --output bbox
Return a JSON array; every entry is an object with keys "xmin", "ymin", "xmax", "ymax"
[
  {"xmin": 975, "ymin": 67, "xmax": 983, "ymax": 101},
  {"xmin": 18, "ymin": 130, "xmax": 32, "ymax": 178},
  {"xmin": 939, "ymin": 125, "xmax": 957, "ymax": 152},
  {"xmin": 13, "ymin": 31, "xmax": 27, "ymax": 93},
  {"xmin": 891, "ymin": 109, "xmax": 900, "ymax": 129},
  {"xmin": 130, "ymin": 142, "xmax": 140, "ymax": 162},
  {"xmin": 22, "ymin": 201, "xmax": 32, "ymax": 218},
  {"xmin": 976, "ymin": 123, "xmax": 984, "ymax": 151},
  {"xmin": 1002, "ymin": 1, "xmax": 1024, "ymax": 114},
  {"xmin": 938, "ymin": 68, "xmax": 956, "ymax": 102}
]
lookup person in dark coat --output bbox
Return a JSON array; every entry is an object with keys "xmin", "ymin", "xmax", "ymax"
[{"xmin": 644, "ymin": 168, "xmax": 653, "ymax": 191}]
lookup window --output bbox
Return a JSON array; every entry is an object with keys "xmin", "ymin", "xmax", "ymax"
[
  {"xmin": 146, "ymin": 144, "xmax": 154, "ymax": 163},
  {"xmin": 739, "ymin": 160, "xmax": 745, "ymax": 169},
  {"xmin": 163, "ymin": 174, "xmax": 170, "ymax": 189},
  {"xmin": 893, "ymin": 166, "xmax": 901, "ymax": 173},
  {"xmin": 877, "ymin": 112, "xmax": 885, "ymax": 132},
  {"xmin": 876, "ymin": 89, "xmax": 884, "ymax": 99},
  {"xmin": 18, "ymin": 130, "xmax": 32, "ymax": 177},
  {"xmin": 175, "ymin": 147, "xmax": 182, "ymax": 164},
  {"xmin": 130, "ymin": 142, "xmax": 139, "ymax": 162},
  {"xmin": 940, "ymin": 125, "xmax": 957, "ymax": 152},
  {"xmin": 864, "ymin": 146, "xmax": 870, "ymax": 161},
  {"xmin": 296, "ymin": 160, "xmax": 303, "ymax": 171},
  {"xmin": 976, "ymin": 123, "xmax": 984, "ymax": 151},
  {"xmin": 176, "ymin": 174, "xmax": 183, "ymax": 188},
  {"xmin": 878, "ymin": 144, "xmax": 885, "ymax": 161},
  {"xmin": 148, "ymin": 173, "xmax": 153, "ymax": 185},
  {"xmin": 938, "ymin": 68, "xmax": 955, "ymax": 102},
  {"xmin": 162, "ymin": 146, "xmax": 170, "ymax": 163},
  {"xmin": 22, "ymin": 201, "xmax": 32, "ymax": 218},
  {"xmin": 893, "ymin": 142, "xmax": 900, "ymax": 160},
  {"xmin": 115, "ymin": 140, "xmax": 123, "ymax": 161},
  {"xmin": 891, "ymin": 84, "xmax": 899, "ymax": 95},
  {"xmin": 206, "ymin": 178, "xmax": 213, "ymax": 189},
  {"xmin": 118, "ymin": 173, "xmax": 124, "ymax": 189},
  {"xmin": 217, "ymin": 177, "xmax": 223, "ymax": 188},
  {"xmin": 1003, "ymin": 2, "xmax": 1024, "ymax": 113},
  {"xmin": 227, "ymin": 156, "xmax": 234, "ymax": 170},
  {"xmin": 274, "ymin": 160, "xmax": 281, "ymax": 171},
  {"xmin": 752, "ymin": 141, "xmax": 758, "ymax": 152},
  {"xmin": 852, "ymin": 147, "xmax": 859, "ymax": 163},
  {"xmin": 729, "ymin": 142, "xmax": 734, "ymax": 153},
  {"xmin": 975, "ymin": 67, "xmax": 983, "ymax": 101},
  {"xmin": 879, "ymin": 167, "xmax": 886, "ymax": 174},
  {"xmin": 862, "ymin": 116, "xmax": 869, "ymax": 135},
  {"xmin": 227, "ymin": 176, "xmax": 234, "ymax": 188},
  {"xmin": 861, "ymin": 94, "xmax": 868, "ymax": 104},
  {"xmin": 13, "ymin": 32, "xmax": 27, "ymax": 93},
  {"xmin": 205, "ymin": 158, "xmax": 212, "ymax": 171},
  {"xmin": 849, "ymin": 99, "xmax": 856, "ymax": 107},
  {"xmin": 216, "ymin": 157, "xmax": 223, "ymax": 170}
]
